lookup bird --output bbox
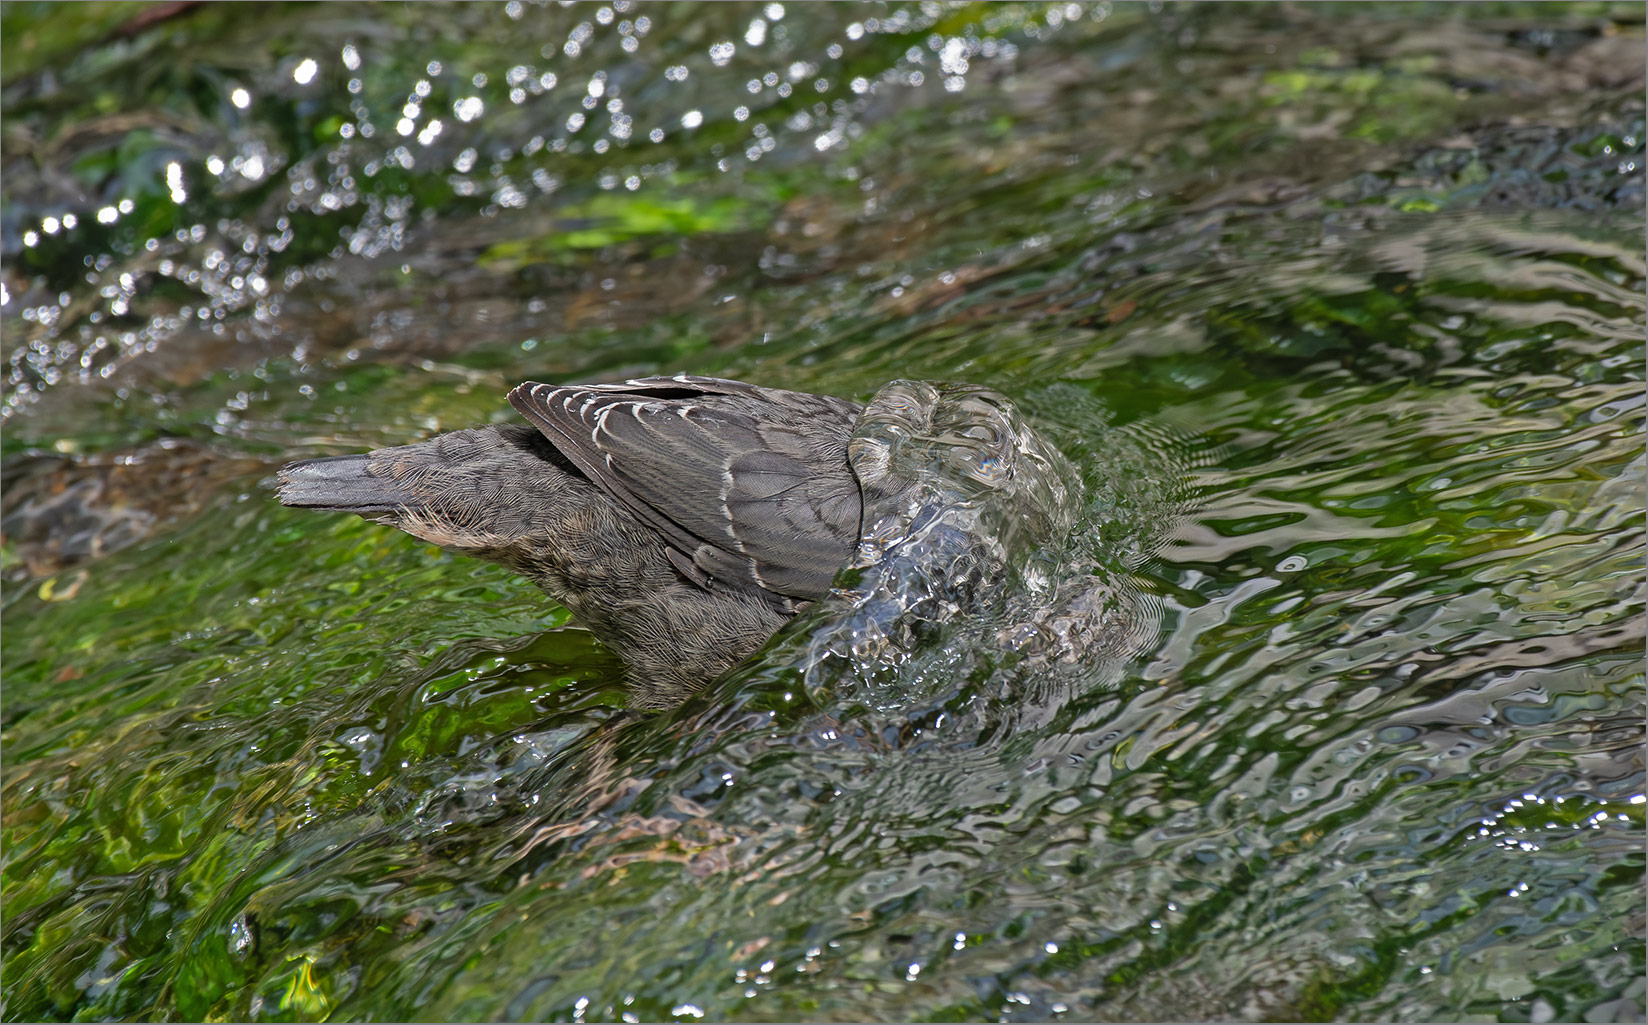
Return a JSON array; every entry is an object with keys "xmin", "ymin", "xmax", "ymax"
[{"xmin": 278, "ymin": 375, "xmax": 878, "ymax": 705}]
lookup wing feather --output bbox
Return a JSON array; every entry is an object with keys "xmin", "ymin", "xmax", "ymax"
[{"xmin": 508, "ymin": 376, "xmax": 862, "ymax": 606}]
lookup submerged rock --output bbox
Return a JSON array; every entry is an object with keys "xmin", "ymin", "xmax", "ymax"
[{"xmin": 2, "ymin": 440, "xmax": 264, "ymax": 579}]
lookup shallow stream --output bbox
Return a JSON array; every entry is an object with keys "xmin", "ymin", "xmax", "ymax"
[{"xmin": 2, "ymin": 3, "xmax": 1643, "ymax": 1021}]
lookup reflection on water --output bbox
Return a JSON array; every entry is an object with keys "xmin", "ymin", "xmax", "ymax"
[
  {"xmin": 2, "ymin": 3, "xmax": 1643, "ymax": 1023},
  {"xmin": 2, "ymin": 1, "xmax": 1075, "ymax": 422}
]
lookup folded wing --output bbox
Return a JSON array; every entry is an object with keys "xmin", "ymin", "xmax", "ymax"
[{"xmin": 508, "ymin": 376, "xmax": 863, "ymax": 609}]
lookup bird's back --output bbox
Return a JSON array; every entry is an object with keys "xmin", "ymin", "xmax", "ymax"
[{"xmin": 506, "ymin": 375, "xmax": 863, "ymax": 608}]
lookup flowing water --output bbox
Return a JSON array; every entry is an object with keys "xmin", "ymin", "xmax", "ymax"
[{"xmin": 2, "ymin": 2, "xmax": 1643, "ymax": 1021}]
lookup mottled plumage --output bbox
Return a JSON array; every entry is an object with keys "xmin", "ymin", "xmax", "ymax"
[{"xmin": 278, "ymin": 375, "xmax": 866, "ymax": 704}]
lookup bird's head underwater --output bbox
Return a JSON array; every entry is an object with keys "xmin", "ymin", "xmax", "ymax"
[{"xmin": 279, "ymin": 376, "xmax": 1096, "ymax": 707}]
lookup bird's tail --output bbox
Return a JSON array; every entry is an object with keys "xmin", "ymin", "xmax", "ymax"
[{"xmin": 276, "ymin": 454, "xmax": 417, "ymax": 514}]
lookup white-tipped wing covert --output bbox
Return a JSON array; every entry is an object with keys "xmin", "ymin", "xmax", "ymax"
[{"xmin": 508, "ymin": 376, "xmax": 862, "ymax": 608}]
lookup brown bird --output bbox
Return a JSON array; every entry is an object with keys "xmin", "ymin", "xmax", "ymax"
[{"xmin": 278, "ymin": 375, "xmax": 874, "ymax": 704}]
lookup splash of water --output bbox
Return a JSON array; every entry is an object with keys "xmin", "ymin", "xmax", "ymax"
[{"xmin": 784, "ymin": 380, "xmax": 1169, "ymax": 713}]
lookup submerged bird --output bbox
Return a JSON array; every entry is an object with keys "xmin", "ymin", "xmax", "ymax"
[
  {"xmin": 278, "ymin": 374, "xmax": 1076, "ymax": 705},
  {"xmin": 280, "ymin": 376, "xmax": 872, "ymax": 701}
]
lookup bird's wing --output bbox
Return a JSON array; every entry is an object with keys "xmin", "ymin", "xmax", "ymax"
[{"xmin": 508, "ymin": 376, "xmax": 863, "ymax": 606}]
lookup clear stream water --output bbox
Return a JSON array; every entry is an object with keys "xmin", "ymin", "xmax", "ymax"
[{"xmin": 2, "ymin": 3, "xmax": 1643, "ymax": 1021}]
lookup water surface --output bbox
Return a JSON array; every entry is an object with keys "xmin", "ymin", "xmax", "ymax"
[{"xmin": 2, "ymin": 2, "xmax": 1643, "ymax": 1021}]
